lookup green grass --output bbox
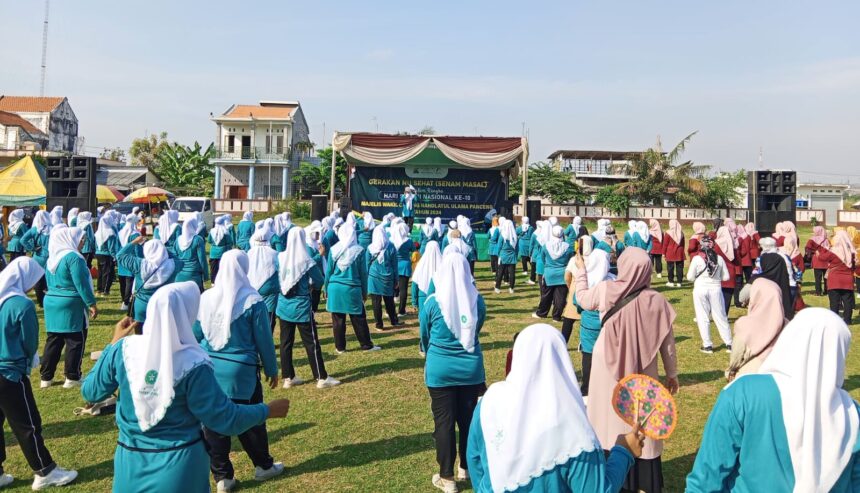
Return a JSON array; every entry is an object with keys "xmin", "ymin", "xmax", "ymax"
[{"xmin": 2, "ymin": 222, "xmax": 857, "ymax": 492}]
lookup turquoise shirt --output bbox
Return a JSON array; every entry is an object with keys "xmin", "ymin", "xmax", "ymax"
[
  {"xmin": 269, "ymin": 233, "xmax": 285, "ymax": 253},
  {"xmin": 192, "ymin": 301, "xmax": 278, "ymax": 400},
  {"xmin": 235, "ymin": 220, "xmax": 255, "ymax": 251},
  {"xmin": 81, "ymin": 342, "xmax": 269, "ymax": 493},
  {"xmin": 325, "ymin": 247, "xmax": 368, "ymax": 315},
  {"xmin": 358, "ymin": 230, "xmax": 373, "ymax": 249},
  {"xmin": 44, "ymin": 253, "xmax": 96, "ymax": 333},
  {"xmin": 276, "ymin": 265, "xmax": 325, "ymax": 324},
  {"xmin": 541, "ymin": 245, "xmax": 573, "ymax": 287},
  {"xmin": 321, "ymin": 229, "xmax": 338, "ymax": 251},
  {"xmin": 467, "ymin": 400, "xmax": 634, "ymax": 493},
  {"xmin": 0, "ymin": 224, "xmax": 6, "ymax": 255},
  {"xmin": 208, "ymin": 230, "xmax": 234, "ymax": 259},
  {"xmin": 256, "ymin": 256, "xmax": 281, "ymax": 314},
  {"xmin": 574, "ymin": 294, "xmax": 601, "ymax": 353},
  {"xmin": 116, "ymin": 243, "xmax": 182, "ymax": 324},
  {"xmin": 565, "ymin": 224, "xmax": 585, "ymax": 247},
  {"xmin": 80, "ymin": 224, "xmax": 96, "ymax": 254},
  {"xmin": 516, "ymin": 225, "xmax": 533, "ymax": 258},
  {"xmin": 173, "ymin": 236, "xmax": 210, "ymax": 289},
  {"xmin": 395, "ymin": 240, "xmax": 415, "ymax": 277},
  {"xmin": 399, "ymin": 194, "xmax": 416, "ymax": 217},
  {"xmin": 499, "ymin": 239, "xmax": 517, "ymax": 266},
  {"xmin": 0, "ymin": 296, "xmax": 39, "ymax": 382},
  {"xmin": 367, "ymin": 244, "xmax": 398, "ymax": 296},
  {"xmin": 419, "ymin": 295, "xmax": 486, "ymax": 388},
  {"xmin": 463, "ymin": 232, "xmax": 478, "ymax": 262},
  {"xmin": 117, "ymin": 233, "xmax": 141, "ymax": 277},
  {"xmin": 419, "ymin": 230, "xmax": 440, "ymax": 254},
  {"xmin": 626, "ymin": 234, "xmax": 652, "ymax": 252},
  {"xmin": 95, "ymin": 234, "xmax": 120, "ymax": 257},
  {"xmin": 7, "ymin": 223, "xmax": 26, "ymax": 253},
  {"xmin": 687, "ymin": 374, "xmax": 860, "ymax": 492},
  {"xmin": 488, "ymin": 229, "xmax": 500, "ymax": 256},
  {"xmin": 411, "ymin": 280, "xmax": 436, "ymax": 313},
  {"xmin": 21, "ymin": 227, "xmax": 49, "ymax": 268},
  {"xmin": 530, "ymin": 239, "xmax": 544, "ymax": 273}
]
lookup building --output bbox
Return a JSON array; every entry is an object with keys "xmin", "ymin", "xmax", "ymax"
[
  {"xmin": 96, "ymin": 158, "xmax": 162, "ymax": 194},
  {"xmin": 210, "ymin": 100, "xmax": 312, "ymax": 200},
  {"xmin": 547, "ymin": 150, "xmax": 638, "ymax": 189},
  {"xmin": 0, "ymin": 96, "xmax": 78, "ymax": 152},
  {"xmin": 0, "ymin": 110, "xmax": 48, "ymax": 153},
  {"xmin": 796, "ymin": 183, "xmax": 847, "ymax": 226}
]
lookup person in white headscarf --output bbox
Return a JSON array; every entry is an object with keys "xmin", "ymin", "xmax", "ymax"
[
  {"xmin": 516, "ymin": 216, "xmax": 534, "ymax": 276},
  {"xmin": 247, "ymin": 219, "xmax": 279, "ymax": 324},
  {"xmin": 528, "ymin": 220, "xmax": 547, "ymax": 285},
  {"xmin": 154, "ymin": 210, "xmax": 180, "ymax": 250},
  {"xmin": 75, "ymin": 211, "xmax": 96, "ymax": 268},
  {"xmin": 41, "ymin": 227, "xmax": 97, "ymax": 389},
  {"xmin": 276, "ymin": 227, "xmax": 340, "ymax": 389},
  {"xmin": 442, "ymin": 220, "xmax": 459, "ymax": 251},
  {"xmin": 21, "ymin": 210, "xmax": 52, "ymax": 306},
  {"xmin": 303, "ymin": 220, "xmax": 326, "ymax": 312},
  {"xmin": 400, "ymin": 185, "xmax": 418, "ymax": 228},
  {"xmin": 208, "ymin": 214, "xmax": 235, "ymax": 281},
  {"xmin": 494, "ymin": 217, "xmax": 518, "ymax": 294},
  {"xmin": 420, "ymin": 217, "xmax": 438, "ymax": 254},
  {"xmin": 358, "ymin": 212, "xmax": 376, "ymax": 249},
  {"xmin": 456, "ymin": 216, "xmax": 478, "ymax": 273},
  {"xmin": 565, "ymin": 215, "xmax": 587, "ymax": 248},
  {"xmin": 194, "ymin": 211, "xmax": 207, "ymax": 239},
  {"xmin": 433, "ymin": 217, "xmax": 445, "ymax": 237},
  {"xmin": 48, "ymin": 206, "xmax": 63, "ymax": 228},
  {"xmin": 367, "ymin": 226, "xmax": 402, "ymax": 330},
  {"xmin": 420, "ymin": 251, "xmax": 487, "ymax": 491},
  {"xmin": 390, "ymin": 221, "xmax": 416, "ymax": 316},
  {"xmin": 94, "ymin": 215, "xmax": 120, "ymax": 295},
  {"xmin": 117, "ymin": 214, "xmax": 142, "ymax": 311},
  {"xmin": 687, "ymin": 308, "xmax": 860, "ymax": 492},
  {"xmin": 66, "ymin": 207, "xmax": 79, "ymax": 227},
  {"xmin": 533, "ymin": 225, "xmax": 574, "ymax": 321},
  {"xmin": 81, "ymin": 282, "xmax": 290, "ymax": 493},
  {"xmin": 487, "ymin": 214, "xmax": 501, "ymax": 274},
  {"xmin": 380, "ymin": 212, "xmax": 396, "ymax": 230},
  {"xmin": 325, "ymin": 213, "xmax": 380, "ymax": 353},
  {"xmin": 6, "ymin": 209, "xmax": 28, "ymax": 261},
  {"xmin": 235, "ymin": 211, "xmax": 255, "ymax": 251},
  {"xmin": 269, "ymin": 212, "xmax": 292, "ymax": 252},
  {"xmin": 466, "ymin": 323, "xmax": 641, "ymax": 493},
  {"xmin": 172, "ymin": 217, "xmax": 209, "ymax": 292},
  {"xmin": 412, "ymin": 241, "xmax": 442, "ymax": 315},
  {"xmin": 320, "ymin": 216, "xmax": 338, "ymax": 252},
  {"xmin": 116, "ymin": 237, "xmax": 177, "ymax": 329},
  {"xmin": 0, "ymin": 257, "xmax": 80, "ymax": 489},
  {"xmin": 191, "ymin": 251, "xmax": 283, "ymax": 487}
]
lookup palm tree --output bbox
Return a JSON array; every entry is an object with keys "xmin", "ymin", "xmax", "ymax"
[{"xmin": 615, "ymin": 131, "xmax": 707, "ymax": 205}]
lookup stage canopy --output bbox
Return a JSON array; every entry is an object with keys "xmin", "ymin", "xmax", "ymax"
[{"xmin": 0, "ymin": 156, "xmax": 47, "ymax": 206}]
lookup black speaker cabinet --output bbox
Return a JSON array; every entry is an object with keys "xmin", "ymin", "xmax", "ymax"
[
  {"xmin": 311, "ymin": 195, "xmax": 327, "ymax": 221},
  {"xmin": 525, "ymin": 199, "xmax": 542, "ymax": 221},
  {"xmin": 748, "ymin": 170, "xmax": 796, "ymax": 237},
  {"xmin": 497, "ymin": 200, "xmax": 514, "ymax": 219},
  {"xmin": 339, "ymin": 197, "xmax": 351, "ymax": 220},
  {"xmin": 46, "ymin": 156, "xmax": 97, "ymax": 215}
]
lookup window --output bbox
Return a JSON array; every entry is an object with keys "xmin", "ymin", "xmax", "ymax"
[
  {"xmin": 226, "ymin": 135, "xmax": 235, "ymax": 152},
  {"xmin": 265, "ymin": 135, "xmax": 272, "ymax": 153},
  {"xmin": 276, "ymin": 136, "xmax": 284, "ymax": 153}
]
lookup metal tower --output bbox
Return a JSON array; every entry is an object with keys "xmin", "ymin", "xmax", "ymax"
[{"xmin": 39, "ymin": 0, "xmax": 50, "ymax": 96}]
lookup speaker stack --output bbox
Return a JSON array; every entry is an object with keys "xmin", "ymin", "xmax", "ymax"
[
  {"xmin": 311, "ymin": 195, "xmax": 328, "ymax": 221},
  {"xmin": 338, "ymin": 196, "xmax": 351, "ymax": 220},
  {"xmin": 747, "ymin": 170, "xmax": 796, "ymax": 237},
  {"xmin": 46, "ymin": 156, "xmax": 97, "ymax": 216},
  {"xmin": 525, "ymin": 199, "xmax": 542, "ymax": 222}
]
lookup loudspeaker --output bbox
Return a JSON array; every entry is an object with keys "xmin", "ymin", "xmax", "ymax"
[
  {"xmin": 748, "ymin": 170, "xmax": 796, "ymax": 236},
  {"xmin": 338, "ymin": 197, "xmax": 351, "ymax": 220},
  {"xmin": 311, "ymin": 195, "xmax": 327, "ymax": 221},
  {"xmin": 46, "ymin": 156, "xmax": 97, "ymax": 215},
  {"xmin": 497, "ymin": 200, "xmax": 514, "ymax": 218},
  {"xmin": 526, "ymin": 200, "xmax": 542, "ymax": 221}
]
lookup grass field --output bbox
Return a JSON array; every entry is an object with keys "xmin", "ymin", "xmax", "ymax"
[{"xmin": 1, "ymin": 222, "xmax": 857, "ymax": 492}]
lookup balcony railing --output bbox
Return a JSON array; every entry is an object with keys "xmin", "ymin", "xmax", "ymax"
[
  {"xmin": 559, "ymin": 159, "xmax": 631, "ymax": 176},
  {"xmin": 214, "ymin": 146, "xmax": 290, "ymax": 161}
]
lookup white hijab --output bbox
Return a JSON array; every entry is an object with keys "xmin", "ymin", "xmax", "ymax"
[
  {"xmin": 157, "ymin": 211, "xmax": 179, "ymax": 243},
  {"xmin": 548, "ymin": 216, "xmax": 559, "ymax": 227},
  {"xmin": 241, "ymin": 211, "xmax": 253, "ymax": 223},
  {"xmin": 0, "ymin": 257, "xmax": 45, "ymax": 308},
  {"xmin": 47, "ymin": 227, "xmax": 84, "ymax": 273},
  {"xmin": 545, "ymin": 225, "xmax": 570, "ymax": 260},
  {"xmin": 139, "ymin": 240, "xmax": 175, "ymax": 289},
  {"xmin": 593, "ymin": 218, "xmax": 611, "ymax": 242},
  {"xmin": 32, "ymin": 210, "xmax": 51, "ymax": 235},
  {"xmin": 413, "ymin": 241, "xmax": 441, "ymax": 293},
  {"xmin": 247, "ymin": 221, "xmax": 278, "ymax": 289},
  {"xmin": 422, "ymin": 217, "xmax": 434, "ymax": 237},
  {"xmin": 520, "ymin": 216, "xmax": 530, "ymax": 229},
  {"xmin": 584, "ymin": 250, "xmax": 613, "ymax": 287},
  {"xmin": 363, "ymin": 212, "xmax": 375, "ymax": 232},
  {"xmin": 480, "ymin": 324, "xmax": 598, "ymax": 492},
  {"xmin": 198, "ymin": 250, "xmax": 262, "ymax": 351},
  {"xmin": 320, "ymin": 217, "xmax": 334, "ymax": 237},
  {"xmin": 445, "ymin": 236, "xmax": 472, "ymax": 257},
  {"xmin": 458, "ymin": 216, "xmax": 473, "ymax": 238},
  {"xmin": 758, "ymin": 308, "xmax": 859, "ymax": 493},
  {"xmin": 122, "ymin": 282, "xmax": 211, "ymax": 432},
  {"xmin": 76, "ymin": 211, "xmax": 93, "ymax": 231},
  {"xmin": 278, "ymin": 227, "xmax": 317, "ymax": 295},
  {"xmin": 210, "ymin": 215, "xmax": 230, "ymax": 245},
  {"xmin": 403, "ymin": 189, "xmax": 416, "ymax": 210},
  {"xmin": 635, "ymin": 221, "xmax": 650, "ymax": 242},
  {"xmin": 94, "ymin": 216, "xmax": 115, "ymax": 249},
  {"xmin": 431, "ymin": 252, "xmax": 479, "ymax": 353},
  {"xmin": 433, "ymin": 217, "xmax": 443, "ymax": 236},
  {"xmin": 368, "ymin": 226, "xmax": 390, "ymax": 263},
  {"xmin": 331, "ymin": 214, "xmax": 362, "ymax": 271},
  {"xmin": 390, "ymin": 222, "xmax": 410, "ymax": 249},
  {"xmin": 67, "ymin": 208, "xmax": 79, "ymax": 226},
  {"xmin": 499, "ymin": 218, "xmax": 517, "ymax": 249},
  {"xmin": 194, "ymin": 212, "xmax": 205, "ymax": 234},
  {"xmin": 8, "ymin": 209, "xmax": 25, "ymax": 235},
  {"xmin": 118, "ymin": 214, "xmax": 139, "ymax": 247},
  {"xmin": 533, "ymin": 221, "xmax": 546, "ymax": 246},
  {"xmin": 176, "ymin": 218, "xmax": 198, "ymax": 252},
  {"xmin": 305, "ymin": 221, "xmax": 322, "ymax": 250},
  {"xmin": 49, "ymin": 206, "xmax": 63, "ymax": 227}
]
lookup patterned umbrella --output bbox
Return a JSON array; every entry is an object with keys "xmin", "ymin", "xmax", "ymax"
[
  {"xmin": 124, "ymin": 187, "xmax": 171, "ymax": 204},
  {"xmin": 96, "ymin": 185, "xmax": 124, "ymax": 203}
]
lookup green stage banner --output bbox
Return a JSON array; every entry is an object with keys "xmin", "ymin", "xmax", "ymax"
[{"xmin": 351, "ymin": 166, "xmax": 506, "ymax": 230}]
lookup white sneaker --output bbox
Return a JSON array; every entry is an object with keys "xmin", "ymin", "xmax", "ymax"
[
  {"xmin": 657, "ymin": 274, "xmax": 662, "ymax": 278},
  {"xmin": 432, "ymin": 474, "xmax": 459, "ymax": 493},
  {"xmin": 120, "ymin": 302, "xmax": 128, "ymax": 311},
  {"xmin": 335, "ymin": 349, "xmax": 346, "ymax": 355},
  {"xmin": 457, "ymin": 467, "xmax": 470, "ymax": 481},
  {"xmin": 494, "ymin": 288, "xmax": 500, "ymax": 294},
  {"xmin": 216, "ymin": 478, "xmax": 237, "ymax": 493},
  {"xmin": 394, "ymin": 297, "xmax": 400, "ymax": 304},
  {"xmin": 365, "ymin": 345, "xmax": 382, "ymax": 352},
  {"xmin": 32, "ymin": 466, "xmax": 77, "ymax": 490},
  {"xmin": 282, "ymin": 377, "xmax": 304, "ymax": 389},
  {"xmin": 62, "ymin": 379, "xmax": 81, "ymax": 389},
  {"xmin": 0, "ymin": 474, "xmax": 13, "ymax": 488},
  {"xmin": 527, "ymin": 280, "xmax": 536, "ymax": 285},
  {"xmin": 40, "ymin": 380, "xmax": 53, "ymax": 389},
  {"xmin": 523, "ymin": 271, "xmax": 529, "ymax": 276},
  {"xmin": 508, "ymin": 288, "xmax": 514, "ymax": 294},
  {"xmin": 531, "ymin": 312, "xmax": 540, "ymax": 319},
  {"xmin": 254, "ymin": 462, "xmax": 285, "ymax": 481},
  {"xmin": 317, "ymin": 377, "xmax": 341, "ymax": 389}
]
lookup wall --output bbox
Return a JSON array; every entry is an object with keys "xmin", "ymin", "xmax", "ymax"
[
  {"xmin": 46, "ymin": 100, "xmax": 78, "ymax": 152},
  {"xmin": 218, "ymin": 164, "xmax": 288, "ymax": 199},
  {"xmin": 838, "ymin": 210, "xmax": 860, "ymax": 225},
  {"xmin": 214, "ymin": 199, "xmax": 273, "ymax": 214}
]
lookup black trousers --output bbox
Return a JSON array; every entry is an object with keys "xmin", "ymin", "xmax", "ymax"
[
  {"xmin": 202, "ymin": 380, "xmax": 273, "ymax": 482},
  {"xmin": 404, "ymin": 216, "xmax": 414, "ymax": 228},
  {"xmin": 469, "ymin": 261, "xmax": 475, "ymax": 275},
  {"xmin": 40, "ymin": 330, "xmax": 87, "ymax": 381},
  {"xmin": 650, "ymin": 254, "xmax": 663, "ymax": 274},
  {"xmin": 279, "ymin": 318, "xmax": 327, "ymax": 380},
  {"xmin": 397, "ymin": 276, "xmax": 410, "ymax": 314},
  {"xmin": 742, "ymin": 265, "xmax": 753, "ymax": 283},
  {"xmin": 829, "ymin": 289, "xmax": 855, "ymax": 324},
  {"xmin": 96, "ymin": 254, "xmax": 114, "ymax": 294},
  {"xmin": 84, "ymin": 252, "xmax": 94, "ymax": 269},
  {"xmin": 814, "ymin": 269, "xmax": 828, "ymax": 295},
  {"xmin": 0, "ymin": 254, "xmax": 7, "ymax": 271},
  {"xmin": 494, "ymin": 264, "xmax": 516, "ymax": 290},
  {"xmin": 521, "ymin": 256, "xmax": 530, "ymax": 273},
  {"xmin": 536, "ymin": 282, "xmax": 567, "ymax": 321},
  {"xmin": 490, "ymin": 255, "xmax": 498, "ymax": 273},
  {"xmin": 0, "ymin": 376, "xmax": 56, "ymax": 476},
  {"xmin": 331, "ymin": 310, "xmax": 375, "ymax": 351},
  {"xmin": 722, "ymin": 287, "xmax": 734, "ymax": 316},
  {"xmin": 371, "ymin": 294, "xmax": 399, "ymax": 329},
  {"xmin": 561, "ymin": 317, "xmax": 576, "ymax": 343},
  {"xmin": 311, "ymin": 288, "xmax": 322, "ymax": 313},
  {"xmin": 581, "ymin": 352, "xmax": 593, "ymax": 397},
  {"xmin": 667, "ymin": 261, "xmax": 684, "ymax": 284},
  {"xmin": 209, "ymin": 258, "xmax": 221, "ymax": 282},
  {"xmin": 732, "ymin": 275, "xmax": 745, "ymax": 307},
  {"xmin": 529, "ymin": 261, "xmax": 537, "ymax": 282},
  {"xmin": 428, "ymin": 384, "xmax": 482, "ymax": 478},
  {"xmin": 119, "ymin": 275, "xmax": 133, "ymax": 305},
  {"xmin": 34, "ymin": 275, "xmax": 47, "ymax": 307}
]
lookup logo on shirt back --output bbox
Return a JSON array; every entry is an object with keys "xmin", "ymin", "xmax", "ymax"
[
  {"xmin": 145, "ymin": 370, "xmax": 158, "ymax": 385},
  {"xmin": 460, "ymin": 315, "xmax": 468, "ymax": 324}
]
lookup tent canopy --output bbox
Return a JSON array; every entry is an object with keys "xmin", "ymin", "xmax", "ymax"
[{"xmin": 0, "ymin": 156, "xmax": 47, "ymax": 206}]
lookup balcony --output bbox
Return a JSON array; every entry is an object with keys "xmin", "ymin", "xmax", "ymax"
[
  {"xmin": 213, "ymin": 146, "xmax": 290, "ymax": 163},
  {"xmin": 559, "ymin": 159, "xmax": 632, "ymax": 178}
]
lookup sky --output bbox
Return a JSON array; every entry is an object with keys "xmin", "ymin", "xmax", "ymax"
[{"xmin": 2, "ymin": 0, "xmax": 859, "ymax": 182}]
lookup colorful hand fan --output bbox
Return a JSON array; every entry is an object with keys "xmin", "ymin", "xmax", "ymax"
[{"xmin": 611, "ymin": 374, "xmax": 678, "ymax": 440}]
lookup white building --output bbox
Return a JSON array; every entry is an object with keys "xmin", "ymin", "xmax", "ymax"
[
  {"xmin": 797, "ymin": 183, "xmax": 847, "ymax": 226},
  {"xmin": 0, "ymin": 96, "xmax": 78, "ymax": 152},
  {"xmin": 210, "ymin": 101, "xmax": 311, "ymax": 200},
  {"xmin": 0, "ymin": 110, "xmax": 48, "ymax": 152}
]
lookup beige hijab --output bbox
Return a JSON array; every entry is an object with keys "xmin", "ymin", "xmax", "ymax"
[{"xmin": 728, "ymin": 279, "xmax": 788, "ymax": 378}]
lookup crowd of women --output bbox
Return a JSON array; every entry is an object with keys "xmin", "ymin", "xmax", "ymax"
[{"xmin": 0, "ymin": 203, "xmax": 859, "ymax": 492}]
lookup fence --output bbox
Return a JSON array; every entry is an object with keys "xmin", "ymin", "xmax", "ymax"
[
  {"xmin": 214, "ymin": 199, "xmax": 273, "ymax": 214},
  {"xmin": 512, "ymin": 204, "xmax": 828, "ymax": 225},
  {"xmin": 838, "ymin": 210, "xmax": 860, "ymax": 226}
]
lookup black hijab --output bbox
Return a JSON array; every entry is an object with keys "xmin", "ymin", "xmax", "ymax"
[{"xmin": 749, "ymin": 252, "xmax": 794, "ymax": 319}]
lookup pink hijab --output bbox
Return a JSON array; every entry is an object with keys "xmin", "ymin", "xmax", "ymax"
[
  {"xmin": 831, "ymin": 231, "xmax": 855, "ymax": 267},
  {"xmin": 783, "ymin": 222, "xmax": 799, "ymax": 245},
  {"xmin": 648, "ymin": 219, "xmax": 663, "ymax": 242},
  {"xmin": 724, "ymin": 218, "xmax": 739, "ymax": 247},
  {"xmin": 744, "ymin": 222, "xmax": 758, "ymax": 237},
  {"xmin": 715, "ymin": 226, "xmax": 735, "ymax": 261},
  {"xmin": 734, "ymin": 278, "xmax": 788, "ymax": 360},
  {"xmin": 811, "ymin": 226, "xmax": 829, "ymax": 247},
  {"xmin": 666, "ymin": 219, "xmax": 683, "ymax": 244},
  {"xmin": 781, "ymin": 234, "xmax": 801, "ymax": 259},
  {"xmin": 692, "ymin": 221, "xmax": 706, "ymax": 239},
  {"xmin": 735, "ymin": 223, "xmax": 748, "ymax": 240}
]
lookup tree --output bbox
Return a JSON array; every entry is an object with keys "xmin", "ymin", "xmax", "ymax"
[
  {"xmin": 616, "ymin": 132, "xmax": 706, "ymax": 205},
  {"xmin": 701, "ymin": 170, "xmax": 747, "ymax": 209},
  {"xmin": 293, "ymin": 147, "xmax": 348, "ymax": 194},
  {"xmin": 156, "ymin": 141, "xmax": 216, "ymax": 195},
  {"xmin": 511, "ymin": 162, "xmax": 587, "ymax": 204},
  {"xmin": 99, "ymin": 147, "xmax": 126, "ymax": 162},
  {"xmin": 417, "ymin": 125, "xmax": 436, "ymax": 135},
  {"xmin": 130, "ymin": 132, "xmax": 170, "ymax": 169},
  {"xmin": 594, "ymin": 185, "xmax": 630, "ymax": 215}
]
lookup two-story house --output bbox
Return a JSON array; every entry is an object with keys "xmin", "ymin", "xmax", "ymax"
[
  {"xmin": 0, "ymin": 96, "xmax": 78, "ymax": 152},
  {"xmin": 0, "ymin": 110, "xmax": 48, "ymax": 153},
  {"xmin": 211, "ymin": 100, "xmax": 311, "ymax": 200}
]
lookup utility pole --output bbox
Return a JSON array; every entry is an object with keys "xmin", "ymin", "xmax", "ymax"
[{"xmin": 39, "ymin": 0, "xmax": 50, "ymax": 96}]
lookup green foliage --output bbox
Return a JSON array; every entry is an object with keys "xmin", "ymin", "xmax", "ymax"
[
  {"xmin": 99, "ymin": 147, "xmax": 126, "ymax": 162},
  {"xmin": 417, "ymin": 125, "xmax": 436, "ymax": 135},
  {"xmin": 617, "ymin": 132, "xmax": 706, "ymax": 205},
  {"xmin": 674, "ymin": 170, "xmax": 746, "ymax": 209},
  {"xmin": 810, "ymin": 216, "xmax": 819, "ymax": 227},
  {"xmin": 155, "ymin": 141, "xmax": 216, "ymax": 195},
  {"xmin": 594, "ymin": 185, "xmax": 630, "ymax": 215},
  {"xmin": 510, "ymin": 162, "xmax": 588, "ymax": 204},
  {"xmin": 129, "ymin": 132, "xmax": 170, "ymax": 168},
  {"xmin": 293, "ymin": 147, "xmax": 348, "ymax": 195},
  {"xmin": 271, "ymin": 198, "xmax": 311, "ymax": 219}
]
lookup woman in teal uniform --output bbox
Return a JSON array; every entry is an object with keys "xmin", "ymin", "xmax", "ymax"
[
  {"xmin": 516, "ymin": 216, "xmax": 534, "ymax": 276},
  {"xmin": 66, "ymin": 208, "xmax": 78, "ymax": 227},
  {"xmin": 6, "ymin": 209, "xmax": 27, "ymax": 262},
  {"xmin": 573, "ymin": 250, "xmax": 612, "ymax": 396},
  {"xmin": 419, "ymin": 218, "xmax": 435, "ymax": 254},
  {"xmin": 529, "ymin": 221, "xmax": 548, "ymax": 285},
  {"xmin": 420, "ymin": 251, "xmax": 487, "ymax": 492},
  {"xmin": 21, "ymin": 210, "xmax": 51, "ymax": 306},
  {"xmin": 487, "ymin": 216, "xmax": 500, "ymax": 273},
  {"xmin": 687, "ymin": 308, "xmax": 860, "ymax": 492},
  {"xmin": 565, "ymin": 216, "xmax": 586, "ymax": 248},
  {"xmin": 194, "ymin": 211, "xmax": 208, "ymax": 240},
  {"xmin": 269, "ymin": 213, "xmax": 292, "ymax": 252},
  {"xmin": 209, "ymin": 215, "xmax": 234, "ymax": 281},
  {"xmin": 193, "ymin": 251, "xmax": 284, "ymax": 490},
  {"xmin": 277, "ymin": 227, "xmax": 339, "ymax": 389},
  {"xmin": 326, "ymin": 214, "xmax": 380, "ymax": 353},
  {"xmin": 391, "ymin": 222, "xmax": 415, "ymax": 316},
  {"xmin": 94, "ymin": 215, "xmax": 120, "ymax": 295},
  {"xmin": 594, "ymin": 225, "xmax": 625, "ymax": 276},
  {"xmin": 116, "ymin": 238, "xmax": 178, "ymax": 331},
  {"xmin": 534, "ymin": 225, "xmax": 573, "ymax": 322},
  {"xmin": 400, "ymin": 185, "xmax": 418, "ymax": 228},
  {"xmin": 367, "ymin": 226, "xmax": 401, "ymax": 330},
  {"xmin": 117, "ymin": 214, "xmax": 141, "ymax": 311},
  {"xmin": 235, "ymin": 211, "xmax": 255, "ymax": 251},
  {"xmin": 172, "ymin": 218, "xmax": 209, "ymax": 292},
  {"xmin": 81, "ymin": 282, "xmax": 290, "ymax": 493},
  {"xmin": 247, "ymin": 220, "xmax": 280, "ymax": 328},
  {"xmin": 467, "ymin": 323, "xmax": 640, "ymax": 493},
  {"xmin": 0, "ymin": 258, "xmax": 79, "ymax": 490},
  {"xmin": 412, "ymin": 241, "xmax": 441, "ymax": 316},
  {"xmin": 304, "ymin": 221, "xmax": 325, "ymax": 313},
  {"xmin": 358, "ymin": 212, "xmax": 376, "ymax": 249},
  {"xmin": 494, "ymin": 218, "xmax": 518, "ymax": 294},
  {"xmin": 76, "ymin": 211, "xmax": 95, "ymax": 268},
  {"xmin": 458, "ymin": 217, "xmax": 478, "ymax": 274},
  {"xmin": 40, "ymin": 227, "xmax": 98, "ymax": 389},
  {"xmin": 154, "ymin": 210, "xmax": 180, "ymax": 253}
]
